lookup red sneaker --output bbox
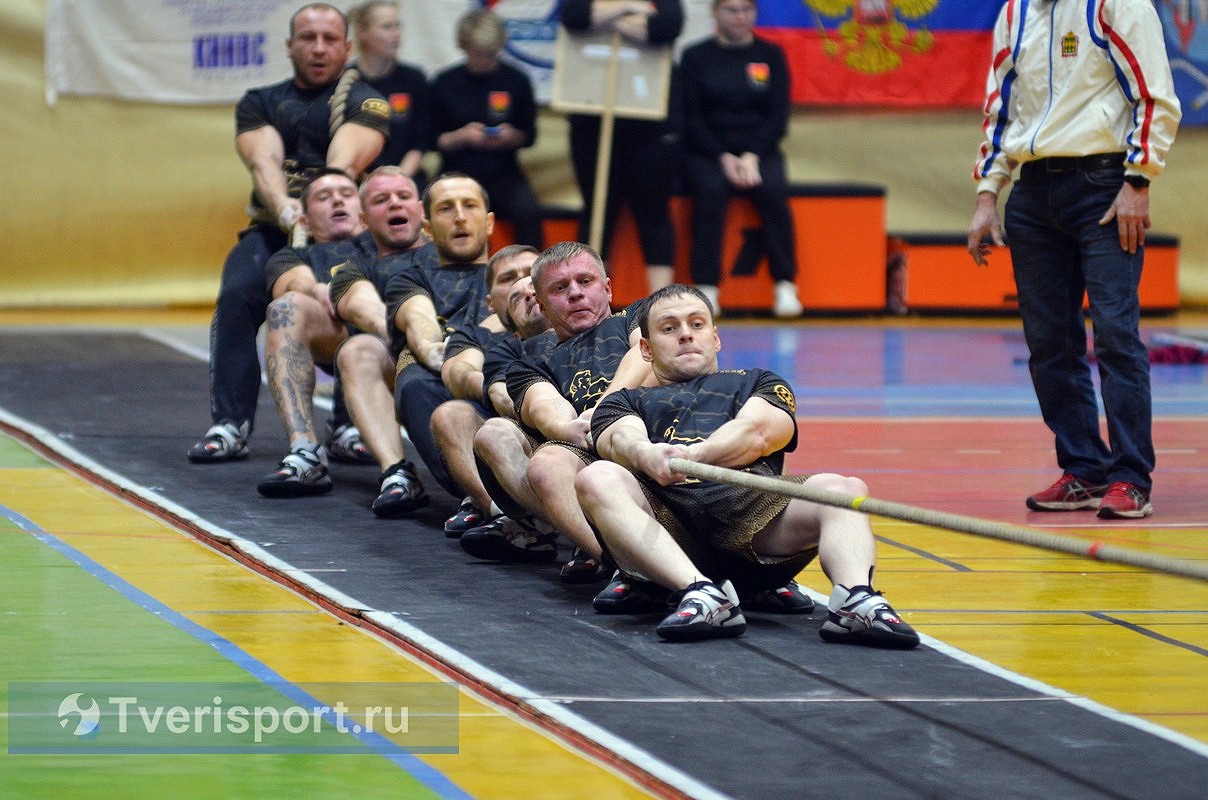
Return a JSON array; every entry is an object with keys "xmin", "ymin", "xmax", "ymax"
[
  {"xmin": 1026, "ymin": 474, "xmax": 1108, "ymax": 511},
  {"xmin": 1096, "ymin": 482, "xmax": 1153, "ymax": 519}
]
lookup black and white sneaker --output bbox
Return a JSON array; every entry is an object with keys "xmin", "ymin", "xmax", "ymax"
[
  {"xmin": 371, "ymin": 460, "xmax": 429, "ymax": 518},
  {"xmin": 188, "ymin": 421, "xmax": 249, "ymax": 463},
  {"xmin": 819, "ymin": 585, "xmax": 919, "ymax": 649},
  {"xmin": 591, "ymin": 571, "xmax": 667, "ymax": 614},
  {"xmin": 323, "ymin": 423, "xmax": 376, "ymax": 465},
  {"xmin": 444, "ymin": 497, "xmax": 487, "ymax": 538},
  {"xmin": 459, "ymin": 516, "xmax": 558, "ymax": 563},
  {"xmin": 256, "ymin": 447, "xmax": 332, "ymax": 498},
  {"xmin": 744, "ymin": 580, "xmax": 816, "ymax": 615},
  {"xmin": 656, "ymin": 580, "xmax": 746, "ymax": 641}
]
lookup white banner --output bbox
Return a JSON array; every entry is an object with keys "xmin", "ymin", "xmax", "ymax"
[
  {"xmin": 45, "ymin": 0, "xmax": 713, "ymax": 106},
  {"xmin": 44, "ymin": 0, "xmax": 309, "ymax": 105}
]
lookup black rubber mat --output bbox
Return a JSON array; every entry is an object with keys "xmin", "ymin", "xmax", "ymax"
[{"xmin": 2, "ymin": 331, "xmax": 1205, "ymax": 799}]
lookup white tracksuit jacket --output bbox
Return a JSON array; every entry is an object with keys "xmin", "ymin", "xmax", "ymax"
[{"xmin": 974, "ymin": 0, "xmax": 1181, "ymax": 194}]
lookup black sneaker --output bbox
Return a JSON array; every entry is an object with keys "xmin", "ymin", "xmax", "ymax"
[
  {"xmin": 559, "ymin": 547, "xmax": 608, "ymax": 584},
  {"xmin": 819, "ymin": 585, "xmax": 919, "ymax": 649},
  {"xmin": 323, "ymin": 423, "xmax": 376, "ymax": 465},
  {"xmin": 372, "ymin": 460, "xmax": 429, "ymax": 518},
  {"xmin": 592, "ymin": 571, "xmax": 668, "ymax": 614},
  {"xmin": 656, "ymin": 580, "xmax": 746, "ymax": 641},
  {"xmin": 744, "ymin": 580, "xmax": 816, "ymax": 614},
  {"xmin": 444, "ymin": 497, "xmax": 488, "ymax": 538},
  {"xmin": 188, "ymin": 421, "xmax": 249, "ymax": 463},
  {"xmin": 459, "ymin": 516, "xmax": 558, "ymax": 563},
  {"xmin": 256, "ymin": 447, "xmax": 332, "ymax": 498}
]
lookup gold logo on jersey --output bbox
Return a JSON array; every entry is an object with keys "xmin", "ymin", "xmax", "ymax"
[
  {"xmin": 805, "ymin": 0, "xmax": 938, "ymax": 75},
  {"xmin": 773, "ymin": 384, "xmax": 796, "ymax": 413},
  {"xmin": 1061, "ymin": 31, "xmax": 1079, "ymax": 58},
  {"xmin": 362, "ymin": 97, "xmax": 390, "ymax": 120},
  {"xmin": 568, "ymin": 370, "xmax": 609, "ymax": 404}
]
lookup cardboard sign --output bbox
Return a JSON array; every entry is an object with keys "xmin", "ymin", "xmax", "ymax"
[{"xmin": 549, "ymin": 28, "xmax": 672, "ymax": 120}]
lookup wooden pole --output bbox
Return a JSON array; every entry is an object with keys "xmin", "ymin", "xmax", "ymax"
[{"xmin": 588, "ymin": 32, "xmax": 622, "ymax": 254}]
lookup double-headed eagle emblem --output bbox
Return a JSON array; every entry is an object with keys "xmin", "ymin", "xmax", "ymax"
[{"xmin": 806, "ymin": 0, "xmax": 939, "ymax": 74}]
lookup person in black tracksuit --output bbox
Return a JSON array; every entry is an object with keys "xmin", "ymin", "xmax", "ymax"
[
  {"xmin": 428, "ymin": 8, "xmax": 543, "ymax": 248},
  {"xmin": 679, "ymin": 0, "xmax": 801, "ymax": 318},
  {"xmin": 350, "ymin": 1, "xmax": 431, "ymax": 190}
]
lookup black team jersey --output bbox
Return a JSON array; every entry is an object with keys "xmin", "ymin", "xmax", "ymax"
[
  {"xmin": 264, "ymin": 231, "xmax": 380, "ymax": 292},
  {"xmin": 591, "ymin": 368, "xmax": 799, "ymax": 477},
  {"xmin": 506, "ymin": 301, "xmax": 645, "ymax": 423},
  {"xmin": 383, "ymin": 260, "xmax": 491, "ymax": 358},
  {"xmin": 235, "ymin": 76, "xmax": 389, "ymax": 214}
]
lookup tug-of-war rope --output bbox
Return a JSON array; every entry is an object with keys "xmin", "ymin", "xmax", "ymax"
[{"xmin": 667, "ymin": 458, "xmax": 1208, "ymax": 583}]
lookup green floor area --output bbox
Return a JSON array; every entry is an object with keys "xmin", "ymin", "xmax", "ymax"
[{"xmin": 0, "ymin": 435, "xmax": 445, "ymax": 799}]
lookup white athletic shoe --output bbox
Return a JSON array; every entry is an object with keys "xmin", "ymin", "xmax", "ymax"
[{"xmin": 656, "ymin": 579, "xmax": 746, "ymax": 641}]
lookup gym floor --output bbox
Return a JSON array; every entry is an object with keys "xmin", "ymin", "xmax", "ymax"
[{"xmin": 1, "ymin": 307, "xmax": 1206, "ymax": 799}]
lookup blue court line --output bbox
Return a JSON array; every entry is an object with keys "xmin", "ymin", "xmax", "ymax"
[{"xmin": 1, "ymin": 502, "xmax": 472, "ymax": 798}]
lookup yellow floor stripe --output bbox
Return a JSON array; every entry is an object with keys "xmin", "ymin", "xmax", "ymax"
[
  {"xmin": 0, "ymin": 465, "xmax": 657, "ymax": 799},
  {"xmin": 806, "ymin": 518, "xmax": 1208, "ymax": 744}
]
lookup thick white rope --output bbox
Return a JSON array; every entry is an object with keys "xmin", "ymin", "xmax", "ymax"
[{"xmin": 667, "ymin": 458, "xmax": 1208, "ymax": 583}]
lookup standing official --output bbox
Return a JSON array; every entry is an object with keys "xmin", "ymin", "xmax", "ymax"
[{"xmin": 967, "ymin": 0, "xmax": 1180, "ymax": 519}]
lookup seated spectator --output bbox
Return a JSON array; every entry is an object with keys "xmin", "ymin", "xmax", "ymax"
[
  {"xmin": 349, "ymin": 1, "xmax": 431, "ymax": 190},
  {"xmin": 257, "ymin": 166, "xmax": 431, "ymax": 518},
  {"xmin": 680, "ymin": 0, "xmax": 803, "ymax": 318},
  {"xmin": 578, "ymin": 284, "xmax": 917, "ymax": 646},
  {"xmin": 429, "ymin": 8, "xmax": 544, "ymax": 248}
]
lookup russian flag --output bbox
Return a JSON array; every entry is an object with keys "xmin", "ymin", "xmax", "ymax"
[{"xmin": 754, "ymin": 0, "xmax": 1001, "ymax": 108}]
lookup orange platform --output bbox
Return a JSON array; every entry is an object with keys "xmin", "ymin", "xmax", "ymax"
[
  {"xmin": 490, "ymin": 184, "xmax": 888, "ymax": 313},
  {"xmin": 894, "ymin": 232, "xmax": 1181, "ymax": 313}
]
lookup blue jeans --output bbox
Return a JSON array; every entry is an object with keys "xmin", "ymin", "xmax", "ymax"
[{"xmin": 1005, "ymin": 159, "xmax": 1154, "ymax": 492}]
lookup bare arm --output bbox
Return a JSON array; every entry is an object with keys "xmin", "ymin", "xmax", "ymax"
[
  {"xmin": 595, "ymin": 413, "xmax": 686, "ymax": 486},
  {"xmin": 441, "ymin": 348, "xmax": 486, "ymax": 401},
  {"xmin": 681, "ymin": 396, "xmax": 794, "ymax": 469},
  {"xmin": 967, "ymin": 191, "xmax": 1005, "ymax": 266},
  {"xmin": 335, "ymin": 280, "xmax": 388, "ymax": 339},
  {"xmin": 601, "ymin": 337, "xmax": 656, "ymax": 400},
  {"xmin": 400, "ymin": 149, "xmax": 425, "ymax": 177},
  {"xmin": 589, "ymin": 0, "xmax": 655, "ymax": 41},
  {"xmin": 393, "ymin": 294, "xmax": 445, "ymax": 369},
  {"xmin": 326, "ymin": 123, "xmax": 386, "ymax": 179},
  {"xmin": 487, "ymin": 380, "xmax": 516, "ymax": 418},
  {"xmin": 236, "ymin": 126, "xmax": 297, "ymax": 228},
  {"xmin": 519, "ymin": 382, "xmax": 587, "ymax": 446}
]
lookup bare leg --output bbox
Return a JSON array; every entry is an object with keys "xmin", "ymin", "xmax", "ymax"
[
  {"xmin": 575, "ymin": 460, "xmax": 704, "ymax": 589},
  {"xmin": 431, "ymin": 400, "xmax": 492, "ymax": 511},
  {"xmin": 752, "ymin": 473, "xmax": 876, "ymax": 589},
  {"xmin": 472, "ymin": 417, "xmax": 542, "ymax": 516},
  {"xmin": 527, "ymin": 445, "xmax": 604, "ymax": 559},
  {"xmin": 646, "ymin": 264, "xmax": 675, "ymax": 293},
  {"xmin": 264, "ymin": 293, "xmax": 345, "ymax": 449},
  {"xmin": 337, "ymin": 334, "xmax": 406, "ymax": 471}
]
